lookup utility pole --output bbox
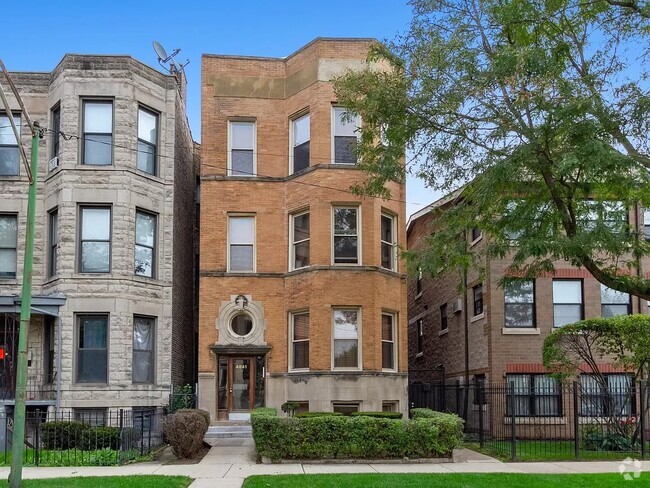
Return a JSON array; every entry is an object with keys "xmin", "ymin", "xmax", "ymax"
[{"xmin": 0, "ymin": 59, "xmax": 42, "ymax": 488}]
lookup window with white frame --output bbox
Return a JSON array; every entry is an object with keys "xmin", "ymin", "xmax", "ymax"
[
  {"xmin": 0, "ymin": 214, "xmax": 18, "ymax": 279},
  {"xmin": 553, "ymin": 280, "xmax": 583, "ymax": 327},
  {"xmin": 381, "ymin": 313, "xmax": 396, "ymax": 370},
  {"xmin": 79, "ymin": 207, "xmax": 111, "ymax": 273},
  {"xmin": 0, "ymin": 113, "xmax": 20, "ymax": 176},
  {"xmin": 51, "ymin": 105, "xmax": 61, "ymax": 159},
  {"xmin": 580, "ymin": 200, "xmax": 627, "ymax": 232},
  {"xmin": 76, "ymin": 314, "xmax": 108, "ymax": 383},
  {"xmin": 580, "ymin": 374, "xmax": 635, "ymax": 417},
  {"xmin": 380, "ymin": 213, "xmax": 396, "ymax": 271},
  {"xmin": 416, "ymin": 318, "xmax": 424, "ymax": 354},
  {"xmin": 472, "ymin": 284, "xmax": 484, "ymax": 316},
  {"xmin": 290, "ymin": 211, "xmax": 310, "ymax": 270},
  {"xmin": 135, "ymin": 210, "xmax": 156, "ymax": 278},
  {"xmin": 333, "ymin": 207, "xmax": 359, "ymax": 264},
  {"xmin": 291, "ymin": 113, "xmax": 310, "ymax": 173},
  {"xmin": 333, "ymin": 309, "xmax": 360, "ymax": 369},
  {"xmin": 504, "ymin": 279, "xmax": 535, "ymax": 327},
  {"xmin": 137, "ymin": 107, "xmax": 158, "ymax": 175},
  {"xmin": 228, "ymin": 121, "xmax": 255, "ymax": 176},
  {"xmin": 82, "ymin": 100, "xmax": 113, "ymax": 165},
  {"xmin": 228, "ymin": 215, "xmax": 255, "ymax": 272},
  {"xmin": 290, "ymin": 311, "xmax": 309, "ymax": 370},
  {"xmin": 333, "ymin": 107, "xmax": 359, "ymax": 164},
  {"xmin": 600, "ymin": 284, "xmax": 630, "ymax": 317},
  {"xmin": 644, "ymin": 209, "xmax": 650, "ymax": 241},
  {"xmin": 133, "ymin": 316, "xmax": 155, "ymax": 384},
  {"xmin": 416, "ymin": 268, "xmax": 423, "ymax": 296}
]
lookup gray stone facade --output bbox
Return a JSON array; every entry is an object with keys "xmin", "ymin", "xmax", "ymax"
[{"xmin": 0, "ymin": 55, "xmax": 196, "ymax": 414}]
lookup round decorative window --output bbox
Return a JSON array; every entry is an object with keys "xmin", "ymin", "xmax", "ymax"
[{"xmin": 231, "ymin": 314, "xmax": 253, "ymax": 337}]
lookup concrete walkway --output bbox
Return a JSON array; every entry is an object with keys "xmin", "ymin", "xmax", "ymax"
[{"xmin": 2, "ymin": 440, "xmax": 649, "ymax": 488}]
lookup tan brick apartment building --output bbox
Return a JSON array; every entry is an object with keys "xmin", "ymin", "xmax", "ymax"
[
  {"xmin": 407, "ymin": 193, "xmax": 648, "ymax": 418},
  {"xmin": 198, "ymin": 38, "xmax": 408, "ymax": 420},
  {"xmin": 0, "ymin": 55, "xmax": 196, "ymax": 422}
]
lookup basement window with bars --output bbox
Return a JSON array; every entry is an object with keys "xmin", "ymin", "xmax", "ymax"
[{"xmin": 506, "ymin": 374, "xmax": 561, "ymax": 417}]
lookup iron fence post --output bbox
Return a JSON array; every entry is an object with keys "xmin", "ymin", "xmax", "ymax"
[
  {"xmin": 640, "ymin": 381, "xmax": 646, "ymax": 460},
  {"xmin": 34, "ymin": 414, "xmax": 40, "ymax": 466},
  {"xmin": 509, "ymin": 381, "xmax": 516, "ymax": 461},
  {"xmin": 140, "ymin": 412, "xmax": 145, "ymax": 456},
  {"xmin": 478, "ymin": 384, "xmax": 485, "ymax": 448},
  {"xmin": 573, "ymin": 381, "xmax": 579, "ymax": 460},
  {"xmin": 118, "ymin": 409, "xmax": 124, "ymax": 463}
]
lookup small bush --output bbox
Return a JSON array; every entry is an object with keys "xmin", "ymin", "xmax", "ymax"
[
  {"xmin": 251, "ymin": 407, "xmax": 278, "ymax": 417},
  {"xmin": 79, "ymin": 426, "xmax": 121, "ymax": 451},
  {"xmin": 281, "ymin": 402, "xmax": 300, "ymax": 417},
  {"xmin": 295, "ymin": 412, "xmax": 344, "ymax": 418},
  {"xmin": 177, "ymin": 408, "xmax": 211, "ymax": 430},
  {"xmin": 41, "ymin": 421, "xmax": 89, "ymax": 450},
  {"xmin": 163, "ymin": 410, "xmax": 209, "ymax": 459},
  {"xmin": 350, "ymin": 411, "xmax": 403, "ymax": 419}
]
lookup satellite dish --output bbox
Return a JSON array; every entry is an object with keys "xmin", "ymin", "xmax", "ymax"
[
  {"xmin": 153, "ymin": 41, "xmax": 169, "ymax": 63},
  {"xmin": 152, "ymin": 40, "xmax": 189, "ymax": 75}
]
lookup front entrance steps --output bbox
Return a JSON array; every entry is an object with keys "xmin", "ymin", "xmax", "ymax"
[{"xmin": 205, "ymin": 421, "xmax": 252, "ymax": 446}]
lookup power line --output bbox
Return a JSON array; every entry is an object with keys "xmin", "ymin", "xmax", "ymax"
[{"xmin": 42, "ymin": 127, "xmax": 424, "ymax": 207}]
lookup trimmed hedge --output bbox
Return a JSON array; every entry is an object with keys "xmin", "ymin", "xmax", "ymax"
[
  {"xmin": 350, "ymin": 411, "xmax": 403, "ymax": 419},
  {"xmin": 251, "ymin": 407, "xmax": 463, "ymax": 461},
  {"xmin": 294, "ymin": 412, "xmax": 344, "ymax": 418},
  {"xmin": 79, "ymin": 426, "xmax": 121, "ymax": 451},
  {"xmin": 164, "ymin": 410, "xmax": 210, "ymax": 459},
  {"xmin": 41, "ymin": 421, "xmax": 89, "ymax": 450},
  {"xmin": 251, "ymin": 407, "xmax": 277, "ymax": 417},
  {"xmin": 177, "ymin": 408, "xmax": 211, "ymax": 429}
]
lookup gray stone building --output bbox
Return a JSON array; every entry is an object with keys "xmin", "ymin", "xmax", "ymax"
[{"xmin": 0, "ymin": 55, "xmax": 196, "ymax": 421}]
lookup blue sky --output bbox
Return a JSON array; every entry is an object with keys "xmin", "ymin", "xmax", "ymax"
[{"xmin": 3, "ymin": 0, "xmax": 435, "ymax": 216}]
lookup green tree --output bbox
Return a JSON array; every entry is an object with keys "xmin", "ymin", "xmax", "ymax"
[{"xmin": 334, "ymin": 0, "xmax": 650, "ymax": 298}]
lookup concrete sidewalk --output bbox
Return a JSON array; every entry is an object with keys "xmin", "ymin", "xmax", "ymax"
[{"xmin": 2, "ymin": 441, "xmax": 648, "ymax": 488}]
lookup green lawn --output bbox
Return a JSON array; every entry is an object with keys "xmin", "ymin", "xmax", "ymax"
[
  {"xmin": 470, "ymin": 440, "xmax": 650, "ymax": 461},
  {"xmin": 0, "ymin": 476, "xmax": 192, "ymax": 487},
  {"xmin": 0, "ymin": 448, "xmax": 151, "ymax": 467},
  {"xmin": 243, "ymin": 473, "xmax": 645, "ymax": 488}
]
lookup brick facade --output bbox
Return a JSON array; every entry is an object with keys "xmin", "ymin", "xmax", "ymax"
[{"xmin": 198, "ymin": 39, "xmax": 408, "ymax": 420}]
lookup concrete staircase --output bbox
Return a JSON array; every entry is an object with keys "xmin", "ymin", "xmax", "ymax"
[{"xmin": 204, "ymin": 421, "xmax": 252, "ymax": 446}]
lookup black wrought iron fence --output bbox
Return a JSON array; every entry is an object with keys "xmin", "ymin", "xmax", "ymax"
[
  {"xmin": 410, "ymin": 380, "xmax": 649, "ymax": 461},
  {"xmin": 0, "ymin": 408, "xmax": 165, "ymax": 466}
]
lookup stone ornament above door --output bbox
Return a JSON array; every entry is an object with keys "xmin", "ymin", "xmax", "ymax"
[{"xmin": 216, "ymin": 295, "xmax": 267, "ymax": 346}]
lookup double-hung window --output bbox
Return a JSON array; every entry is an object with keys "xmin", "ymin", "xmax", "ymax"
[
  {"xmin": 290, "ymin": 211, "xmax": 309, "ymax": 270},
  {"xmin": 380, "ymin": 213, "xmax": 396, "ymax": 271},
  {"xmin": 82, "ymin": 100, "xmax": 113, "ymax": 165},
  {"xmin": 333, "ymin": 107, "xmax": 359, "ymax": 164},
  {"xmin": 644, "ymin": 209, "xmax": 650, "ymax": 241},
  {"xmin": 133, "ymin": 316, "xmax": 155, "ymax": 384},
  {"xmin": 137, "ymin": 107, "xmax": 158, "ymax": 175},
  {"xmin": 228, "ymin": 215, "xmax": 255, "ymax": 272},
  {"xmin": 135, "ymin": 210, "xmax": 156, "ymax": 278},
  {"xmin": 504, "ymin": 279, "xmax": 535, "ymax": 327},
  {"xmin": 581, "ymin": 374, "xmax": 635, "ymax": 417},
  {"xmin": 600, "ymin": 284, "xmax": 630, "ymax": 317},
  {"xmin": 472, "ymin": 284, "xmax": 484, "ymax": 317},
  {"xmin": 76, "ymin": 314, "xmax": 108, "ymax": 383},
  {"xmin": 506, "ymin": 374, "xmax": 561, "ymax": 417},
  {"xmin": 51, "ymin": 105, "xmax": 61, "ymax": 159},
  {"xmin": 228, "ymin": 121, "xmax": 255, "ymax": 176},
  {"xmin": 440, "ymin": 304, "xmax": 448, "ymax": 332},
  {"xmin": 416, "ymin": 268, "xmax": 423, "ymax": 296},
  {"xmin": 416, "ymin": 318, "xmax": 424, "ymax": 354},
  {"xmin": 79, "ymin": 207, "xmax": 111, "ymax": 273},
  {"xmin": 0, "ymin": 112, "xmax": 20, "ymax": 176},
  {"xmin": 48, "ymin": 209, "xmax": 58, "ymax": 278},
  {"xmin": 291, "ymin": 113, "xmax": 310, "ymax": 173},
  {"xmin": 381, "ymin": 313, "xmax": 396, "ymax": 370},
  {"xmin": 333, "ymin": 309, "xmax": 360, "ymax": 369},
  {"xmin": 553, "ymin": 280, "xmax": 583, "ymax": 327},
  {"xmin": 333, "ymin": 207, "xmax": 360, "ymax": 264},
  {"xmin": 0, "ymin": 214, "xmax": 18, "ymax": 279},
  {"xmin": 290, "ymin": 312, "xmax": 309, "ymax": 370}
]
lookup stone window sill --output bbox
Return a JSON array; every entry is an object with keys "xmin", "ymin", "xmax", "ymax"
[
  {"xmin": 438, "ymin": 328, "xmax": 449, "ymax": 337},
  {"xmin": 470, "ymin": 312, "xmax": 485, "ymax": 323},
  {"xmin": 502, "ymin": 328, "xmax": 541, "ymax": 335}
]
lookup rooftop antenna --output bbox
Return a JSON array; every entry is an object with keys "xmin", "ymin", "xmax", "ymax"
[{"xmin": 152, "ymin": 40, "xmax": 189, "ymax": 74}]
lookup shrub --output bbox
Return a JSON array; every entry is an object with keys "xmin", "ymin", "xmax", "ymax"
[
  {"xmin": 294, "ymin": 412, "xmax": 344, "ymax": 418},
  {"xmin": 410, "ymin": 409, "xmax": 464, "ymax": 448},
  {"xmin": 79, "ymin": 426, "xmax": 121, "ymax": 451},
  {"xmin": 177, "ymin": 408, "xmax": 211, "ymax": 430},
  {"xmin": 281, "ymin": 402, "xmax": 300, "ymax": 417},
  {"xmin": 163, "ymin": 410, "xmax": 209, "ymax": 459},
  {"xmin": 251, "ymin": 413, "xmax": 463, "ymax": 461},
  {"xmin": 41, "ymin": 421, "xmax": 89, "ymax": 450},
  {"xmin": 350, "ymin": 411, "xmax": 403, "ymax": 419},
  {"xmin": 251, "ymin": 407, "xmax": 278, "ymax": 417}
]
